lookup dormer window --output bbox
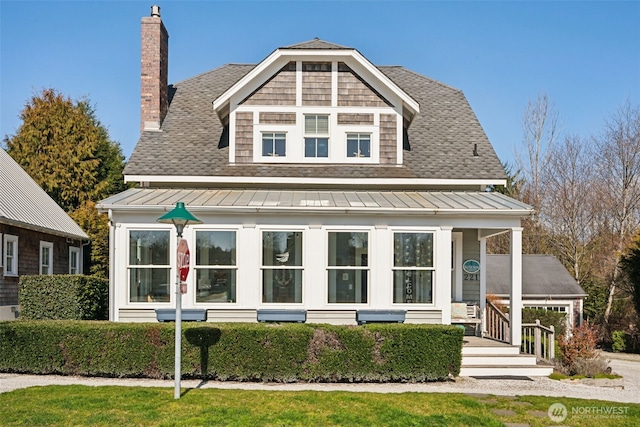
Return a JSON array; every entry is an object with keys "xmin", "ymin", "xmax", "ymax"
[
  {"xmin": 262, "ymin": 132, "xmax": 286, "ymax": 157},
  {"xmin": 304, "ymin": 115, "xmax": 329, "ymax": 158},
  {"xmin": 347, "ymin": 133, "xmax": 371, "ymax": 158}
]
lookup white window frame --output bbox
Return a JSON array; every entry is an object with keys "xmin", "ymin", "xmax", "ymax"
[
  {"xmin": 346, "ymin": 133, "xmax": 371, "ymax": 158},
  {"xmin": 326, "ymin": 230, "xmax": 370, "ymax": 305},
  {"xmin": 260, "ymin": 229, "xmax": 305, "ymax": 305},
  {"xmin": 3, "ymin": 234, "xmax": 18, "ymax": 277},
  {"xmin": 127, "ymin": 229, "xmax": 172, "ymax": 304},
  {"xmin": 69, "ymin": 246, "xmax": 80, "ymax": 275},
  {"xmin": 194, "ymin": 229, "xmax": 238, "ymax": 305},
  {"xmin": 304, "ymin": 114, "xmax": 330, "ymax": 158},
  {"xmin": 391, "ymin": 230, "xmax": 436, "ymax": 306},
  {"xmin": 261, "ymin": 131, "xmax": 287, "ymax": 158},
  {"xmin": 40, "ymin": 241, "xmax": 53, "ymax": 275}
]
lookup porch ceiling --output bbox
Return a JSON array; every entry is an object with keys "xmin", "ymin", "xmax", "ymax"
[{"xmin": 98, "ymin": 188, "xmax": 533, "ymax": 216}]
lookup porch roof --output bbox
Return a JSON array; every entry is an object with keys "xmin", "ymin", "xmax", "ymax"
[{"xmin": 98, "ymin": 188, "xmax": 532, "ymax": 216}]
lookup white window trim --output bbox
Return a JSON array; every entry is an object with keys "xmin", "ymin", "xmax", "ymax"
[
  {"xmin": 326, "ymin": 230, "xmax": 370, "ymax": 305},
  {"xmin": 3, "ymin": 234, "xmax": 18, "ymax": 277},
  {"xmin": 39, "ymin": 241, "xmax": 53, "ymax": 275},
  {"xmin": 390, "ymin": 229, "xmax": 437, "ymax": 307},
  {"xmin": 346, "ymin": 132, "xmax": 373, "ymax": 160},
  {"xmin": 193, "ymin": 229, "xmax": 239, "ymax": 305},
  {"xmin": 127, "ymin": 229, "xmax": 172, "ymax": 305},
  {"xmin": 69, "ymin": 246, "xmax": 81, "ymax": 275},
  {"xmin": 259, "ymin": 228, "xmax": 305, "ymax": 306}
]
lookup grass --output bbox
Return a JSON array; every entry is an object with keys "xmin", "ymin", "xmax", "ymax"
[{"xmin": 1, "ymin": 386, "xmax": 639, "ymax": 426}]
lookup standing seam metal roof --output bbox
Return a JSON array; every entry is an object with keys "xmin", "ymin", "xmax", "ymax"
[{"xmin": 0, "ymin": 149, "xmax": 88, "ymax": 239}]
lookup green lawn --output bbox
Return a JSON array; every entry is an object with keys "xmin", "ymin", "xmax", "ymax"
[{"xmin": 1, "ymin": 386, "xmax": 639, "ymax": 426}]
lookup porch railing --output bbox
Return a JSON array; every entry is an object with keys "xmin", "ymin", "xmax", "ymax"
[
  {"xmin": 484, "ymin": 299, "xmax": 510, "ymax": 343},
  {"xmin": 522, "ymin": 320, "xmax": 555, "ymax": 362}
]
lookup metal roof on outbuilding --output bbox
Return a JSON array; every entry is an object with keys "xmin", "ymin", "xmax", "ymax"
[{"xmin": 0, "ymin": 149, "xmax": 88, "ymax": 240}]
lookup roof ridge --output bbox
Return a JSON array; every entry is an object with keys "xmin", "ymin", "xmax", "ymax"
[{"xmin": 172, "ymin": 63, "xmax": 255, "ymax": 86}]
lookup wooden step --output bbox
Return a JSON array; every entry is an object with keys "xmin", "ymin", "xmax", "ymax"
[
  {"xmin": 462, "ymin": 354, "xmax": 538, "ymax": 366},
  {"xmin": 459, "ymin": 364, "xmax": 554, "ymax": 377}
]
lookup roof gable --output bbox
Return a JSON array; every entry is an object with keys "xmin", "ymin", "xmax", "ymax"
[
  {"xmin": 212, "ymin": 39, "xmax": 419, "ymax": 117},
  {"xmin": 0, "ymin": 149, "xmax": 88, "ymax": 240}
]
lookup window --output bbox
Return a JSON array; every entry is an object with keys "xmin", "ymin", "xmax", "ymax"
[
  {"xmin": 69, "ymin": 247, "xmax": 80, "ymax": 274},
  {"xmin": 3, "ymin": 234, "xmax": 18, "ymax": 276},
  {"xmin": 347, "ymin": 133, "xmax": 371, "ymax": 158},
  {"xmin": 393, "ymin": 232, "xmax": 434, "ymax": 304},
  {"xmin": 262, "ymin": 231, "xmax": 303, "ymax": 303},
  {"xmin": 195, "ymin": 231, "xmax": 237, "ymax": 303},
  {"xmin": 40, "ymin": 241, "xmax": 53, "ymax": 275},
  {"xmin": 304, "ymin": 115, "xmax": 329, "ymax": 158},
  {"xmin": 128, "ymin": 230, "xmax": 170, "ymax": 303},
  {"xmin": 262, "ymin": 132, "xmax": 286, "ymax": 157},
  {"xmin": 327, "ymin": 232, "xmax": 368, "ymax": 303}
]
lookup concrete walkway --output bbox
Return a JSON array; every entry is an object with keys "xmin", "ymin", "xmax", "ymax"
[{"xmin": 1, "ymin": 364, "xmax": 639, "ymax": 404}]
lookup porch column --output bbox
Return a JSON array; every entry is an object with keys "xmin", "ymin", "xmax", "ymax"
[
  {"xmin": 438, "ymin": 227, "xmax": 453, "ymax": 324},
  {"xmin": 479, "ymin": 235, "xmax": 487, "ymax": 335},
  {"xmin": 509, "ymin": 227, "xmax": 523, "ymax": 346}
]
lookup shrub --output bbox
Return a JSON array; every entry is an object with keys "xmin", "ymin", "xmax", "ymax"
[
  {"xmin": 19, "ymin": 275, "xmax": 108, "ymax": 320},
  {"xmin": 0, "ymin": 321, "xmax": 463, "ymax": 382},
  {"xmin": 612, "ymin": 330, "xmax": 627, "ymax": 353},
  {"xmin": 557, "ymin": 323, "xmax": 608, "ymax": 376}
]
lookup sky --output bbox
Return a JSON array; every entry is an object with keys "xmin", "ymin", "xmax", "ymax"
[{"xmin": 1, "ymin": 1, "xmax": 639, "ymax": 166}]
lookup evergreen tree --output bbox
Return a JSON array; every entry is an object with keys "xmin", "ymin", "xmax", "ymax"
[{"xmin": 3, "ymin": 88, "xmax": 129, "ymax": 276}]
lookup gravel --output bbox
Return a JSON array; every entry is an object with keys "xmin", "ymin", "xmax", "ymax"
[{"xmin": 2, "ymin": 367, "xmax": 639, "ymax": 403}]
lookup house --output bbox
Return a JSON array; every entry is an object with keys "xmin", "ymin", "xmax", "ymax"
[
  {"xmin": 97, "ymin": 6, "xmax": 533, "ymax": 347},
  {"xmin": 0, "ymin": 149, "xmax": 89, "ymax": 320},
  {"xmin": 486, "ymin": 254, "xmax": 587, "ymax": 329}
]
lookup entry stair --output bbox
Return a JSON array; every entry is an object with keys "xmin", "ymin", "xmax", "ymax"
[{"xmin": 459, "ymin": 337, "xmax": 554, "ymax": 377}]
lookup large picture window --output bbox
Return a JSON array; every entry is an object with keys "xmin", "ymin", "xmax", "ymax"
[
  {"xmin": 3, "ymin": 235, "xmax": 18, "ymax": 276},
  {"xmin": 129, "ymin": 230, "xmax": 170, "ymax": 303},
  {"xmin": 262, "ymin": 231, "xmax": 303, "ymax": 303},
  {"xmin": 327, "ymin": 232, "xmax": 368, "ymax": 303},
  {"xmin": 195, "ymin": 230, "xmax": 237, "ymax": 303},
  {"xmin": 393, "ymin": 232, "xmax": 434, "ymax": 304}
]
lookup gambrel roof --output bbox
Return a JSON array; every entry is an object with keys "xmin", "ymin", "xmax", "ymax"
[
  {"xmin": 0, "ymin": 149, "xmax": 88, "ymax": 240},
  {"xmin": 124, "ymin": 40, "xmax": 506, "ymax": 184}
]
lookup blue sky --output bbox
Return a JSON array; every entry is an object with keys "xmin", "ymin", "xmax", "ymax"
[{"xmin": 1, "ymin": 1, "xmax": 639, "ymax": 166}]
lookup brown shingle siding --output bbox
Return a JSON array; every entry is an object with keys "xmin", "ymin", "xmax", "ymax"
[
  {"xmin": 235, "ymin": 112, "xmax": 253, "ymax": 163},
  {"xmin": 380, "ymin": 114, "xmax": 397, "ymax": 164},
  {"xmin": 337, "ymin": 113, "xmax": 374, "ymax": 125}
]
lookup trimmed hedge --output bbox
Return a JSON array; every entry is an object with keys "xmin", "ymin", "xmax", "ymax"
[
  {"xmin": 0, "ymin": 321, "xmax": 463, "ymax": 382},
  {"xmin": 19, "ymin": 275, "xmax": 108, "ymax": 320}
]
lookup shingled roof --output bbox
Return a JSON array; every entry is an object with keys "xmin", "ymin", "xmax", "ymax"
[
  {"xmin": 124, "ymin": 41, "xmax": 506, "ymax": 183},
  {"xmin": 486, "ymin": 255, "xmax": 587, "ymax": 298}
]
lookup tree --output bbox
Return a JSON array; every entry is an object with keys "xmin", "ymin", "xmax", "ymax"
[
  {"xmin": 515, "ymin": 92, "xmax": 560, "ymax": 254},
  {"xmin": 3, "ymin": 88, "xmax": 128, "ymax": 276},
  {"xmin": 70, "ymin": 201, "xmax": 110, "ymax": 279},
  {"xmin": 594, "ymin": 101, "xmax": 640, "ymax": 323},
  {"xmin": 541, "ymin": 134, "xmax": 599, "ymax": 283},
  {"xmin": 620, "ymin": 230, "xmax": 640, "ymax": 320}
]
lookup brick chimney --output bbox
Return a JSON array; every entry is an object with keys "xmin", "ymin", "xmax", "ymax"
[{"xmin": 141, "ymin": 5, "xmax": 169, "ymax": 131}]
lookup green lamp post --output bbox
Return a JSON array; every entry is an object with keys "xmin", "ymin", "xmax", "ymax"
[{"xmin": 157, "ymin": 202, "xmax": 202, "ymax": 399}]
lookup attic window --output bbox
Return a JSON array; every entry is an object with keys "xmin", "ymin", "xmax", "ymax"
[{"xmin": 302, "ymin": 62, "xmax": 331, "ymax": 72}]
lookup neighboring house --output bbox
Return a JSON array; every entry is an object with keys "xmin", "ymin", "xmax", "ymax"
[
  {"xmin": 0, "ymin": 149, "xmax": 89, "ymax": 320},
  {"xmin": 486, "ymin": 254, "xmax": 587, "ymax": 329},
  {"xmin": 98, "ymin": 6, "xmax": 533, "ymax": 346}
]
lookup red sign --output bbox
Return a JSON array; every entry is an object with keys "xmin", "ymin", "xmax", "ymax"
[{"xmin": 177, "ymin": 239, "xmax": 190, "ymax": 285}]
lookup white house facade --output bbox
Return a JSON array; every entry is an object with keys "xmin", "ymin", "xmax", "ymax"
[{"xmin": 98, "ymin": 6, "xmax": 532, "ymax": 346}]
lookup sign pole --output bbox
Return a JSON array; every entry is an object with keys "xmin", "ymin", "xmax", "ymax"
[{"xmin": 174, "ymin": 234, "xmax": 183, "ymax": 399}]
